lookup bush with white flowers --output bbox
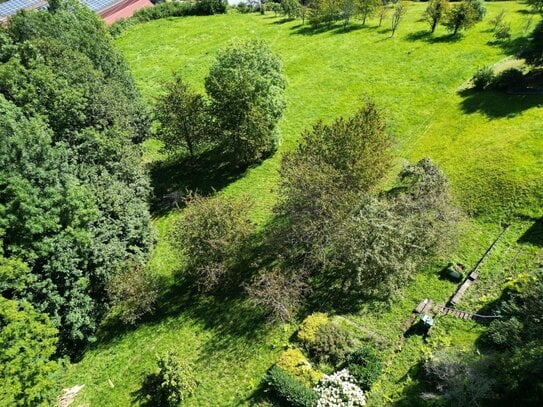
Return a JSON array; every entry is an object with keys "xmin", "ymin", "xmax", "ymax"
[{"xmin": 314, "ymin": 369, "xmax": 366, "ymax": 406}]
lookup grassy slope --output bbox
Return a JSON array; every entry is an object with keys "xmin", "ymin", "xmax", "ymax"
[{"xmin": 64, "ymin": 3, "xmax": 543, "ymax": 406}]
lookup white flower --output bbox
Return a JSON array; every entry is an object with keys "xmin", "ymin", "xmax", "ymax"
[{"xmin": 314, "ymin": 369, "xmax": 366, "ymax": 407}]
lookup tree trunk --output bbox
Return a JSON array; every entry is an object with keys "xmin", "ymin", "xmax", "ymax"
[{"xmin": 431, "ymin": 19, "xmax": 437, "ymax": 33}]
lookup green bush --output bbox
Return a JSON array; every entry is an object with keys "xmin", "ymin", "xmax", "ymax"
[
  {"xmin": 298, "ymin": 313, "xmax": 330, "ymax": 346},
  {"xmin": 483, "ymin": 317, "xmax": 523, "ymax": 350},
  {"xmin": 345, "ymin": 344, "xmax": 382, "ymax": 390},
  {"xmin": 135, "ymin": 352, "xmax": 197, "ymax": 406},
  {"xmin": 472, "ymin": 66, "xmax": 495, "ymax": 90},
  {"xmin": 276, "ymin": 347, "xmax": 323, "ymax": 387},
  {"xmin": 235, "ymin": 2, "xmax": 254, "ymax": 13},
  {"xmin": 194, "ymin": 0, "xmax": 227, "ymax": 14},
  {"xmin": 106, "ymin": 263, "xmax": 162, "ymax": 325},
  {"xmin": 265, "ymin": 365, "xmax": 319, "ymax": 407},
  {"xmin": 310, "ymin": 322, "xmax": 358, "ymax": 366},
  {"xmin": 170, "ymin": 194, "xmax": 254, "ymax": 292},
  {"xmin": 0, "ymin": 296, "xmax": 60, "ymax": 406}
]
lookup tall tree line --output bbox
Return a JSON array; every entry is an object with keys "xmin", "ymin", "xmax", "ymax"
[{"xmin": 0, "ymin": 0, "xmax": 152, "ymax": 359}]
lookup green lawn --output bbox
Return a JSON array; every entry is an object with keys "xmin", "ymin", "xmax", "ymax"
[{"xmin": 63, "ymin": 3, "xmax": 543, "ymax": 405}]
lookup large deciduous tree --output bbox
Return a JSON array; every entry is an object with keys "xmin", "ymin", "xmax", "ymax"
[
  {"xmin": 205, "ymin": 39, "xmax": 286, "ymax": 165},
  {"xmin": 248, "ymin": 102, "xmax": 459, "ymax": 320},
  {"xmin": 154, "ymin": 76, "xmax": 210, "ymax": 157}
]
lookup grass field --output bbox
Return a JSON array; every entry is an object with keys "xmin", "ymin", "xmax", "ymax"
[{"xmin": 63, "ymin": 3, "xmax": 543, "ymax": 405}]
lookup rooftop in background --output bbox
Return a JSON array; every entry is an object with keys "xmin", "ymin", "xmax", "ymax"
[{"xmin": 0, "ymin": 0, "xmax": 152, "ymax": 23}]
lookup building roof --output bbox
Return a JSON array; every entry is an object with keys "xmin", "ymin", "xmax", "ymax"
[{"xmin": 0, "ymin": 0, "xmax": 123, "ymax": 18}]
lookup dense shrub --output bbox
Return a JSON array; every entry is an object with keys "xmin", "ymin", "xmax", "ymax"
[
  {"xmin": 246, "ymin": 267, "xmax": 309, "ymax": 323},
  {"xmin": 424, "ymin": 351, "xmax": 495, "ymax": 406},
  {"xmin": 314, "ymin": 369, "xmax": 366, "ymax": 406},
  {"xmin": 205, "ymin": 39, "xmax": 287, "ymax": 165},
  {"xmin": 194, "ymin": 0, "xmax": 227, "ymax": 14},
  {"xmin": 345, "ymin": 344, "xmax": 382, "ymax": 390},
  {"xmin": 310, "ymin": 323, "xmax": 358, "ymax": 366},
  {"xmin": 0, "ymin": 1, "xmax": 153, "ymax": 355},
  {"xmin": 0, "ymin": 295, "xmax": 60, "ymax": 406},
  {"xmin": 265, "ymin": 365, "xmax": 319, "ymax": 407},
  {"xmin": 482, "ymin": 317, "xmax": 523, "ymax": 350},
  {"xmin": 298, "ymin": 313, "xmax": 330, "ymax": 346},
  {"xmin": 235, "ymin": 2, "xmax": 254, "ymax": 13},
  {"xmin": 276, "ymin": 348, "xmax": 323, "ymax": 387},
  {"xmin": 106, "ymin": 263, "xmax": 161, "ymax": 325},
  {"xmin": 442, "ymin": 2, "xmax": 478, "ymax": 35},
  {"xmin": 472, "ymin": 66, "xmax": 495, "ymax": 90},
  {"xmin": 170, "ymin": 194, "xmax": 254, "ymax": 291},
  {"xmin": 136, "ymin": 352, "xmax": 197, "ymax": 406}
]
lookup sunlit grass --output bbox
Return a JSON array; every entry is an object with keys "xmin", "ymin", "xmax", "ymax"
[{"xmin": 63, "ymin": 3, "xmax": 543, "ymax": 405}]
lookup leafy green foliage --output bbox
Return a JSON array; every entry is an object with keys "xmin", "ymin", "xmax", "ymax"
[
  {"xmin": 0, "ymin": 296, "xmax": 60, "ymax": 407},
  {"xmin": 135, "ymin": 352, "xmax": 197, "ymax": 406},
  {"xmin": 527, "ymin": 0, "xmax": 543, "ymax": 14},
  {"xmin": 282, "ymin": 0, "xmax": 303, "ymax": 19},
  {"xmin": 483, "ymin": 269, "xmax": 543, "ymax": 349},
  {"xmin": 154, "ymin": 75, "xmax": 210, "ymax": 156},
  {"xmin": 466, "ymin": 0, "xmax": 486, "ymax": 22},
  {"xmin": 424, "ymin": 0, "xmax": 449, "ymax": 33},
  {"xmin": 265, "ymin": 365, "xmax": 319, "ymax": 407},
  {"xmin": 472, "ymin": 66, "xmax": 495, "ymax": 90},
  {"xmin": 442, "ymin": 1, "xmax": 478, "ymax": 35},
  {"xmin": 310, "ymin": 322, "xmax": 358, "ymax": 366},
  {"xmin": 0, "ymin": 1, "xmax": 152, "ymax": 355},
  {"xmin": 171, "ymin": 194, "xmax": 254, "ymax": 291},
  {"xmin": 344, "ymin": 344, "xmax": 382, "ymax": 390},
  {"xmin": 276, "ymin": 347, "xmax": 323, "ymax": 387},
  {"xmin": 106, "ymin": 263, "xmax": 162, "ymax": 325},
  {"xmin": 276, "ymin": 102, "xmax": 391, "ymax": 274},
  {"xmin": 298, "ymin": 313, "xmax": 330, "ymax": 346},
  {"xmin": 205, "ymin": 39, "xmax": 287, "ymax": 165}
]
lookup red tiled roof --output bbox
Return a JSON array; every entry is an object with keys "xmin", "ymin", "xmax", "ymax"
[{"xmin": 100, "ymin": 0, "xmax": 153, "ymax": 25}]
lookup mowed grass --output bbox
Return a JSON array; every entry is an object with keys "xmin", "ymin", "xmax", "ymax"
[{"xmin": 63, "ymin": 3, "xmax": 543, "ymax": 406}]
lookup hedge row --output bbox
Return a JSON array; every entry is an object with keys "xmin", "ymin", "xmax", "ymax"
[{"xmin": 265, "ymin": 366, "xmax": 319, "ymax": 407}]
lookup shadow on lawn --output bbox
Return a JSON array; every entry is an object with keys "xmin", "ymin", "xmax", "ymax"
[
  {"xmin": 458, "ymin": 89, "xmax": 543, "ymax": 118},
  {"xmin": 487, "ymin": 35, "xmax": 531, "ymax": 56},
  {"xmin": 404, "ymin": 29, "xmax": 462, "ymax": 43},
  {"xmin": 289, "ymin": 21, "xmax": 372, "ymax": 36},
  {"xmin": 149, "ymin": 146, "xmax": 248, "ymax": 215},
  {"xmin": 518, "ymin": 217, "xmax": 543, "ymax": 247}
]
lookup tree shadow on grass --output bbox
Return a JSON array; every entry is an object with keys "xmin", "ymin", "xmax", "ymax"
[
  {"xmin": 458, "ymin": 88, "xmax": 543, "ymax": 118},
  {"xmin": 288, "ymin": 21, "xmax": 371, "ymax": 36},
  {"xmin": 487, "ymin": 36, "xmax": 531, "ymax": 56},
  {"xmin": 149, "ymin": 146, "xmax": 248, "ymax": 215},
  {"xmin": 404, "ymin": 30, "xmax": 462, "ymax": 44},
  {"xmin": 517, "ymin": 218, "xmax": 543, "ymax": 247},
  {"xmin": 95, "ymin": 270, "xmax": 271, "ymax": 352},
  {"xmin": 391, "ymin": 361, "xmax": 433, "ymax": 407},
  {"xmin": 272, "ymin": 17, "xmax": 295, "ymax": 25}
]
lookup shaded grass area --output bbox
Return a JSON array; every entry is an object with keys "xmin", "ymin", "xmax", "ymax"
[{"xmin": 62, "ymin": 3, "xmax": 543, "ymax": 405}]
